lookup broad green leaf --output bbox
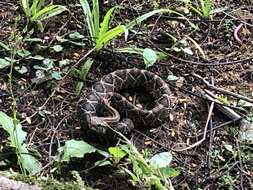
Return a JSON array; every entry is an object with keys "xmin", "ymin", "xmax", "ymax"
[
  {"xmin": 126, "ymin": 9, "xmax": 196, "ymax": 30},
  {"xmin": 69, "ymin": 31, "xmax": 85, "ymax": 39},
  {"xmin": 95, "ymin": 25, "xmax": 127, "ymax": 50},
  {"xmin": 108, "ymin": 147, "xmax": 127, "ymax": 160},
  {"xmin": 99, "ymin": 6, "xmax": 117, "ymax": 37},
  {"xmin": 149, "ymin": 152, "xmax": 172, "ymax": 169},
  {"xmin": 51, "ymin": 44, "xmax": 63, "ymax": 52},
  {"xmin": 33, "ymin": 59, "xmax": 53, "ymax": 71},
  {"xmin": 20, "ymin": 145, "xmax": 42, "ymax": 174},
  {"xmin": 143, "ymin": 48, "xmax": 157, "ymax": 68},
  {"xmin": 0, "ymin": 58, "xmax": 10, "ymax": 69},
  {"xmin": 158, "ymin": 167, "xmax": 180, "ymax": 178},
  {"xmin": 57, "ymin": 140, "xmax": 97, "ymax": 162},
  {"xmin": 0, "ymin": 112, "xmax": 41, "ymax": 174},
  {"xmin": 79, "ymin": 0, "xmax": 96, "ymax": 39},
  {"xmin": 14, "ymin": 65, "xmax": 28, "ymax": 74},
  {"xmin": 0, "ymin": 112, "xmax": 27, "ymax": 147},
  {"xmin": 51, "ymin": 71, "xmax": 62, "ymax": 80},
  {"xmin": 17, "ymin": 49, "xmax": 31, "ymax": 57}
]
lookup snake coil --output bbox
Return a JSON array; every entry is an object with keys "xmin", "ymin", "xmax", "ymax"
[{"xmin": 78, "ymin": 68, "xmax": 172, "ymax": 134}]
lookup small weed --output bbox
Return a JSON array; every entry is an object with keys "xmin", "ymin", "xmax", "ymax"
[
  {"xmin": 115, "ymin": 47, "xmax": 167, "ymax": 68},
  {"xmin": 79, "ymin": 0, "xmax": 195, "ymax": 51},
  {"xmin": 107, "ymin": 130, "xmax": 180, "ymax": 190},
  {"xmin": 71, "ymin": 58, "xmax": 93, "ymax": 94},
  {"xmin": 0, "ymin": 112, "xmax": 41, "ymax": 174},
  {"xmin": 20, "ymin": 0, "xmax": 67, "ymax": 31},
  {"xmin": 180, "ymin": 0, "xmax": 226, "ymax": 19},
  {"xmin": 0, "ymin": 18, "xmax": 41, "ymax": 174}
]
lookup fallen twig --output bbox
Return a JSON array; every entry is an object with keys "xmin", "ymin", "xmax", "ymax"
[
  {"xmin": 174, "ymin": 94, "xmax": 215, "ymax": 152},
  {"xmin": 192, "ymin": 73, "xmax": 253, "ymax": 104}
]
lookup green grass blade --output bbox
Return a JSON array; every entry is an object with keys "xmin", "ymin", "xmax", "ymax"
[
  {"xmin": 95, "ymin": 25, "xmax": 127, "ymax": 50},
  {"xmin": 79, "ymin": 0, "xmax": 96, "ymax": 41},
  {"xmin": 31, "ymin": 0, "xmax": 40, "ymax": 16},
  {"xmin": 21, "ymin": 0, "xmax": 31, "ymax": 17},
  {"xmin": 37, "ymin": 0, "xmax": 45, "ymax": 12},
  {"xmin": 200, "ymin": 0, "xmax": 211, "ymax": 18},
  {"xmin": 126, "ymin": 8, "xmax": 196, "ymax": 30},
  {"xmin": 114, "ymin": 47, "xmax": 168, "ymax": 60},
  {"xmin": 92, "ymin": 0, "xmax": 100, "ymax": 38},
  {"xmin": 99, "ymin": 6, "xmax": 117, "ymax": 37},
  {"xmin": 31, "ymin": 5, "xmax": 67, "ymax": 21},
  {"xmin": 191, "ymin": 5, "xmax": 203, "ymax": 17},
  {"xmin": 0, "ymin": 41, "xmax": 10, "ymax": 51}
]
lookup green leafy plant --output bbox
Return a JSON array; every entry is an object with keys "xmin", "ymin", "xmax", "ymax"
[
  {"xmin": 79, "ymin": 0, "xmax": 127, "ymax": 50},
  {"xmin": 0, "ymin": 112, "xmax": 41, "ymax": 174},
  {"xmin": 71, "ymin": 58, "xmax": 94, "ymax": 94},
  {"xmin": 106, "ymin": 129, "xmax": 180, "ymax": 190},
  {"xmin": 20, "ymin": 0, "xmax": 67, "ymax": 31},
  {"xmin": 180, "ymin": 0, "xmax": 226, "ymax": 19},
  {"xmin": 0, "ymin": 20, "xmax": 42, "ymax": 174},
  {"xmin": 79, "ymin": 0, "xmax": 195, "ymax": 51},
  {"xmin": 56, "ymin": 140, "xmax": 99, "ymax": 162},
  {"xmin": 54, "ymin": 137, "xmax": 179, "ymax": 190},
  {"xmin": 115, "ymin": 47, "xmax": 167, "ymax": 68},
  {"xmin": 108, "ymin": 143, "xmax": 180, "ymax": 190}
]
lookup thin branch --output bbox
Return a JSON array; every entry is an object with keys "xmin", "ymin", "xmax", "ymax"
[{"xmin": 193, "ymin": 73, "xmax": 253, "ymax": 104}]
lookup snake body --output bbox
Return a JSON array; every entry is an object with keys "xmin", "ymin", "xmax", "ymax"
[{"xmin": 78, "ymin": 68, "xmax": 172, "ymax": 134}]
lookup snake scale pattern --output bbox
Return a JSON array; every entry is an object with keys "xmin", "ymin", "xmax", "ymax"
[{"xmin": 78, "ymin": 68, "xmax": 172, "ymax": 134}]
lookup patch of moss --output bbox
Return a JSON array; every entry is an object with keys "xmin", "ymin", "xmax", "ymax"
[{"xmin": 12, "ymin": 174, "xmax": 95, "ymax": 190}]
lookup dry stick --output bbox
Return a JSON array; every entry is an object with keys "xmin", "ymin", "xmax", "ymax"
[
  {"xmin": 207, "ymin": 114, "xmax": 213, "ymax": 169},
  {"xmin": 192, "ymin": 73, "xmax": 253, "ymax": 104},
  {"xmin": 208, "ymin": 161, "xmax": 240, "ymax": 180},
  {"xmin": 161, "ymin": 54, "xmax": 253, "ymax": 66},
  {"xmin": 236, "ymin": 139, "xmax": 245, "ymax": 190},
  {"xmin": 207, "ymin": 77, "xmax": 214, "ymax": 169},
  {"xmin": 174, "ymin": 97, "xmax": 215, "ymax": 152},
  {"xmin": 21, "ymin": 47, "xmax": 96, "ymax": 124},
  {"xmin": 48, "ymin": 115, "xmax": 69, "ymax": 162},
  {"xmin": 48, "ymin": 15, "xmax": 73, "ymax": 47}
]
